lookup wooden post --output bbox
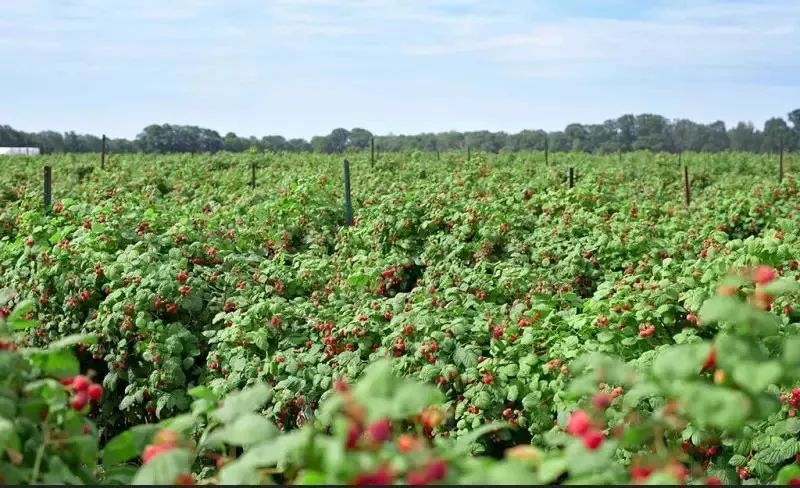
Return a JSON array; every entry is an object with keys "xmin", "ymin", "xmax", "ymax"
[
  {"xmin": 568, "ymin": 167, "xmax": 574, "ymax": 189},
  {"xmin": 618, "ymin": 149, "xmax": 622, "ymax": 163},
  {"xmin": 343, "ymin": 159, "xmax": 353, "ymax": 226},
  {"xmin": 436, "ymin": 150, "xmax": 440, "ymax": 160},
  {"xmin": 779, "ymin": 135, "xmax": 784, "ymax": 182},
  {"xmin": 467, "ymin": 143, "xmax": 471, "ymax": 162},
  {"xmin": 43, "ymin": 166, "xmax": 52, "ymax": 212},
  {"xmin": 251, "ymin": 161, "xmax": 256, "ymax": 188},
  {"xmin": 370, "ymin": 137, "xmax": 375, "ymax": 166},
  {"xmin": 683, "ymin": 164, "xmax": 690, "ymax": 206},
  {"xmin": 100, "ymin": 134, "xmax": 107, "ymax": 169},
  {"xmin": 544, "ymin": 138, "xmax": 549, "ymax": 165}
]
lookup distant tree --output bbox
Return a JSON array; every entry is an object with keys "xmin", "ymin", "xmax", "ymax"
[
  {"xmin": 223, "ymin": 132, "xmax": 250, "ymax": 152},
  {"xmin": 261, "ymin": 135, "xmax": 288, "ymax": 152},
  {"xmin": 616, "ymin": 114, "xmax": 636, "ymax": 151},
  {"xmin": 347, "ymin": 128, "xmax": 372, "ymax": 151},
  {"xmin": 286, "ymin": 138, "xmax": 312, "ymax": 152},
  {"xmin": 33, "ymin": 131, "xmax": 65, "ymax": 153},
  {"xmin": 633, "ymin": 114, "xmax": 674, "ymax": 152},
  {"xmin": 703, "ymin": 121, "xmax": 729, "ymax": 152},
  {"xmin": 787, "ymin": 109, "xmax": 800, "ymax": 151},
  {"xmin": 727, "ymin": 122, "xmax": 761, "ymax": 152},
  {"xmin": 564, "ymin": 123, "xmax": 589, "ymax": 152},
  {"xmin": 548, "ymin": 131, "xmax": 570, "ymax": 152},
  {"xmin": 762, "ymin": 117, "xmax": 790, "ymax": 153}
]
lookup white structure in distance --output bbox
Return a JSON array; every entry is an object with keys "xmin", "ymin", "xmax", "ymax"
[{"xmin": 0, "ymin": 147, "xmax": 41, "ymax": 156}]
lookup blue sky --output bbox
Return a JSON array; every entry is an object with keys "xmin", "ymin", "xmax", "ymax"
[{"xmin": 1, "ymin": 0, "xmax": 799, "ymax": 139}]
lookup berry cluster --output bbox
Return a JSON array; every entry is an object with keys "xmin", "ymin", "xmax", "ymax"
[{"xmin": 60, "ymin": 374, "xmax": 103, "ymax": 411}]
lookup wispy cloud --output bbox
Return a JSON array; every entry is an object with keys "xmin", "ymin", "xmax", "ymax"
[{"xmin": 0, "ymin": 0, "xmax": 797, "ymax": 138}]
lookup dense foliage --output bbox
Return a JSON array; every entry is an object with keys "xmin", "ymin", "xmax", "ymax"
[
  {"xmin": 2, "ymin": 108, "xmax": 799, "ymax": 154},
  {"xmin": 1, "ymin": 150, "xmax": 800, "ymax": 485}
]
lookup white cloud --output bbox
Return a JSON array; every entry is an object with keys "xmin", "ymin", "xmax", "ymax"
[{"xmin": 400, "ymin": 0, "xmax": 800, "ymax": 80}]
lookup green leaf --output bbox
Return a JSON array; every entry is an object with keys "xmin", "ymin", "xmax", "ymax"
[
  {"xmin": 188, "ymin": 385, "xmax": 217, "ymax": 402},
  {"xmin": 731, "ymin": 360, "xmax": 781, "ymax": 394},
  {"xmin": 48, "ymin": 333, "xmax": 96, "ymax": 350},
  {"xmin": 295, "ymin": 470, "xmax": 327, "ymax": 485},
  {"xmin": 762, "ymin": 278, "xmax": 799, "ymax": 296},
  {"xmin": 537, "ymin": 457, "xmax": 568, "ymax": 484},
  {"xmin": 652, "ymin": 343, "xmax": 711, "ymax": 380},
  {"xmin": 0, "ymin": 416, "xmax": 21, "ymax": 452},
  {"xmin": 226, "ymin": 430, "xmax": 304, "ymax": 471},
  {"xmin": 446, "ymin": 423, "xmax": 508, "ymax": 459},
  {"xmin": 392, "ymin": 382, "xmax": 443, "ymax": 419},
  {"xmin": 507, "ymin": 384, "xmax": 519, "ymax": 402},
  {"xmin": 205, "ymin": 413, "xmax": 278, "ymax": 448},
  {"xmin": 783, "ymin": 336, "xmax": 800, "ymax": 367},
  {"xmin": 29, "ymin": 348, "xmax": 79, "ymax": 378},
  {"xmin": 217, "ymin": 460, "xmax": 263, "ymax": 485},
  {"xmin": 7, "ymin": 320, "xmax": 37, "ymax": 331},
  {"xmin": 681, "ymin": 384, "xmax": 751, "ymax": 431},
  {"xmin": 103, "ymin": 424, "xmax": 160, "ymax": 466},
  {"xmin": 7, "ymin": 300, "xmax": 34, "ymax": 323},
  {"xmin": 158, "ymin": 413, "xmax": 197, "ymax": 434},
  {"xmin": 777, "ymin": 464, "xmax": 800, "ymax": 485},
  {"xmin": 102, "ymin": 465, "xmax": 139, "ymax": 484},
  {"xmin": 453, "ymin": 346, "xmax": 479, "ymax": 368},
  {"xmin": 564, "ymin": 439, "xmax": 615, "ymax": 477},
  {"xmin": 753, "ymin": 445, "xmax": 793, "ymax": 466},
  {"xmin": 596, "ymin": 331, "xmax": 615, "ymax": 343},
  {"xmin": 698, "ymin": 296, "xmax": 749, "ymax": 324},
  {"xmin": 212, "ymin": 383, "xmax": 272, "ymax": 425},
  {"xmin": 131, "ymin": 448, "xmax": 192, "ymax": 485}
]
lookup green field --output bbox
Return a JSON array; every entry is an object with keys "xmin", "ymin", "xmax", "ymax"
[{"xmin": 1, "ymin": 150, "xmax": 800, "ymax": 485}]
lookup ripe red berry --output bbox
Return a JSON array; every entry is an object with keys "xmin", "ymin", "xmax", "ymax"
[
  {"xmin": 482, "ymin": 374, "xmax": 494, "ymax": 385},
  {"xmin": 353, "ymin": 465, "xmax": 393, "ymax": 486},
  {"xmin": 566, "ymin": 410, "xmax": 591, "ymax": 436},
  {"xmin": 70, "ymin": 392, "xmax": 89, "ymax": 411},
  {"xmin": 737, "ymin": 467, "xmax": 750, "ymax": 480},
  {"xmin": 365, "ymin": 418, "xmax": 391, "ymax": 443},
  {"xmin": 406, "ymin": 471, "xmax": 429, "ymax": 486},
  {"xmin": 166, "ymin": 304, "xmax": 178, "ymax": 314},
  {"xmin": 705, "ymin": 476, "xmax": 723, "ymax": 486},
  {"xmin": 142, "ymin": 443, "xmax": 174, "ymax": 464},
  {"xmin": 702, "ymin": 346, "xmax": 716, "ymax": 371},
  {"xmin": 87, "ymin": 383, "xmax": 103, "ymax": 401},
  {"xmin": 72, "ymin": 375, "xmax": 91, "ymax": 392},
  {"xmin": 581, "ymin": 430, "xmax": 604, "ymax": 450},
  {"xmin": 754, "ymin": 265, "xmax": 776, "ymax": 285},
  {"xmin": 629, "ymin": 465, "xmax": 654, "ymax": 483},
  {"xmin": 592, "ymin": 393, "xmax": 612, "ymax": 411},
  {"xmin": 423, "ymin": 459, "xmax": 448, "ymax": 482},
  {"xmin": 345, "ymin": 422, "xmax": 361, "ymax": 450}
]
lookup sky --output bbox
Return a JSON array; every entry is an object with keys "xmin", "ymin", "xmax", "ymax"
[{"xmin": 1, "ymin": 0, "xmax": 799, "ymax": 140}]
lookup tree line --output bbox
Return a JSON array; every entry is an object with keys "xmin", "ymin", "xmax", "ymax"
[{"xmin": 2, "ymin": 110, "xmax": 798, "ymax": 155}]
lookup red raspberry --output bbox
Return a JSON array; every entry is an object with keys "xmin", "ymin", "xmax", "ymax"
[
  {"xmin": 87, "ymin": 383, "xmax": 103, "ymax": 401},
  {"xmin": 581, "ymin": 430, "xmax": 604, "ymax": 450},
  {"xmin": 71, "ymin": 375, "xmax": 91, "ymax": 392},
  {"xmin": 70, "ymin": 392, "xmax": 89, "ymax": 411},
  {"xmin": 566, "ymin": 410, "xmax": 591, "ymax": 436},
  {"xmin": 365, "ymin": 418, "xmax": 391, "ymax": 443}
]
